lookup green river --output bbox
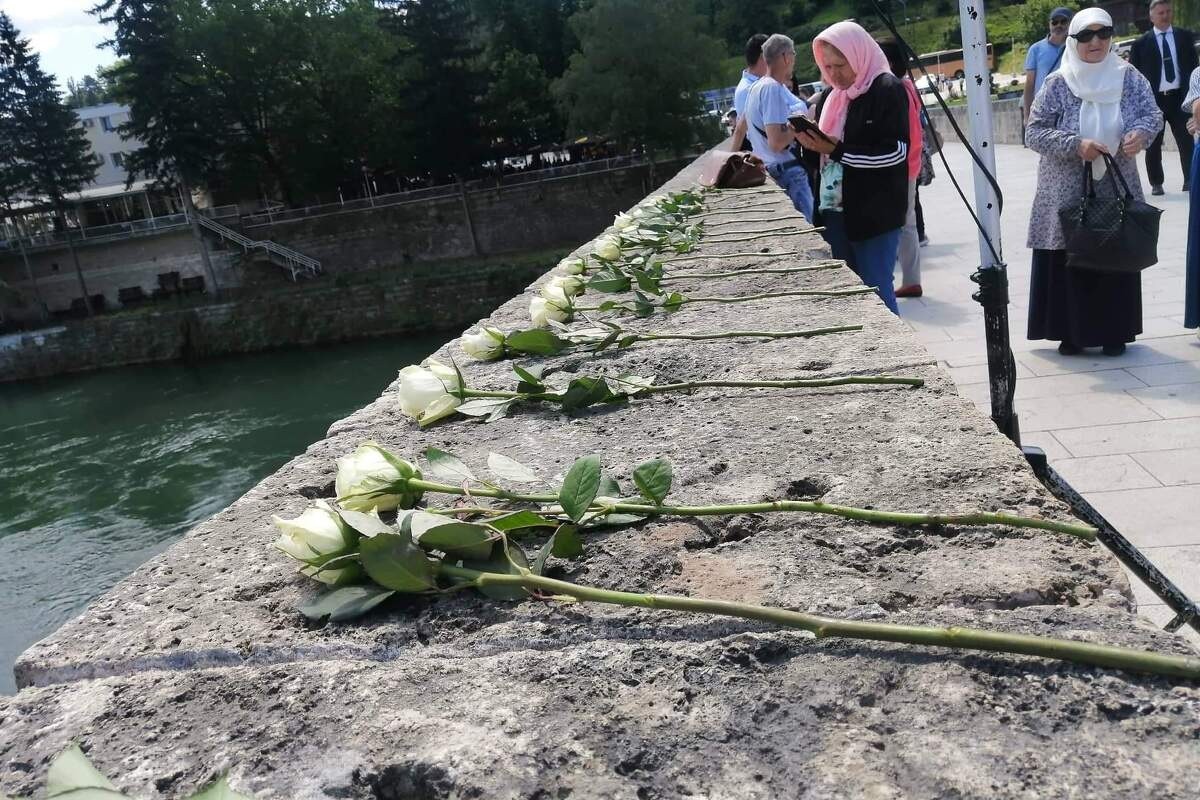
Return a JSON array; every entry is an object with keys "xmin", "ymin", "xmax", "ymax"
[{"xmin": 0, "ymin": 334, "xmax": 444, "ymax": 694}]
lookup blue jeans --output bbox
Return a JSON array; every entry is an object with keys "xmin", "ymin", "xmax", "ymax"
[
  {"xmin": 822, "ymin": 211, "xmax": 901, "ymax": 315},
  {"xmin": 767, "ymin": 162, "xmax": 814, "ymax": 223}
]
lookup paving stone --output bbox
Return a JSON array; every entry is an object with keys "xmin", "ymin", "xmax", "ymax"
[
  {"xmin": 1051, "ymin": 455, "xmax": 1161, "ymax": 492},
  {"xmin": 1132, "ymin": 447, "xmax": 1200, "ymax": 486}
]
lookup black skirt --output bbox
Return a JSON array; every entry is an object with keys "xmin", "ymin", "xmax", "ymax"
[{"xmin": 1026, "ymin": 248, "xmax": 1142, "ymax": 346}]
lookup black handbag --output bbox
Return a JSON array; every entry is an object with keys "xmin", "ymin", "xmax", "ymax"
[{"xmin": 1059, "ymin": 153, "xmax": 1162, "ymax": 273}]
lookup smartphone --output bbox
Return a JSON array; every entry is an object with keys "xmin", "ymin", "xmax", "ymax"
[{"xmin": 789, "ymin": 115, "xmax": 831, "ymax": 142}]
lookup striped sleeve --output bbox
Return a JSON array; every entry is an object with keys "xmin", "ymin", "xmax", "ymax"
[{"xmin": 838, "ymin": 141, "xmax": 908, "ymax": 168}]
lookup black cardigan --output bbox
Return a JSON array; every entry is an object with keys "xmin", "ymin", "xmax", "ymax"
[{"xmin": 806, "ymin": 73, "xmax": 910, "ymax": 242}]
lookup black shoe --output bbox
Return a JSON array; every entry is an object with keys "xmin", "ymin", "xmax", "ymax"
[
  {"xmin": 1058, "ymin": 341, "xmax": 1082, "ymax": 355},
  {"xmin": 1102, "ymin": 343, "xmax": 1126, "ymax": 356},
  {"xmin": 1151, "ymin": 185, "xmax": 1165, "ymax": 196}
]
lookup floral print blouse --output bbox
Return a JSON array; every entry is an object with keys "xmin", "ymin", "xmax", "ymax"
[{"xmin": 1025, "ymin": 68, "xmax": 1163, "ymax": 251}]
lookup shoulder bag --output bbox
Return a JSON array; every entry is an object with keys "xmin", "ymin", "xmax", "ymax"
[{"xmin": 1058, "ymin": 153, "xmax": 1162, "ymax": 273}]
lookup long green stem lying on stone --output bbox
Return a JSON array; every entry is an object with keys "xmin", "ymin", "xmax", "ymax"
[
  {"xmin": 409, "ymin": 478, "xmax": 1097, "ymax": 541},
  {"xmin": 633, "ymin": 324, "xmax": 862, "ymax": 342},
  {"xmin": 694, "ymin": 202, "xmax": 782, "ymax": 216},
  {"xmin": 660, "ymin": 249, "xmax": 805, "ymax": 263},
  {"xmin": 705, "ymin": 216, "xmax": 806, "ymax": 227},
  {"xmin": 570, "ymin": 287, "xmax": 872, "ymax": 314},
  {"xmin": 665, "ymin": 262, "xmax": 844, "ymax": 280},
  {"xmin": 705, "ymin": 226, "xmax": 821, "ymax": 242},
  {"xmin": 436, "ymin": 564, "xmax": 1200, "ymax": 679}
]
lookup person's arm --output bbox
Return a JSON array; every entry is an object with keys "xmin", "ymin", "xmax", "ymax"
[
  {"xmin": 764, "ymin": 123, "xmax": 797, "ymax": 154},
  {"xmin": 1121, "ymin": 70, "xmax": 1165, "ymax": 146},
  {"xmin": 1022, "ymin": 70, "xmax": 1037, "ymax": 124},
  {"xmin": 1026, "ymin": 76, "xmax": 1089, "ymax": 157},
  {"xmin": 729, "ymin": 115, "xmax": 748, "ymax": 152}
]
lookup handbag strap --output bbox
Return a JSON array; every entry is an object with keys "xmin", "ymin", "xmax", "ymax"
[{"xmin": 1100, "ymin": 153, "xmax": 1135, "ymax": 200}]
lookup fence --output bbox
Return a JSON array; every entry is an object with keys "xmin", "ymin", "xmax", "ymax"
[
  {"xmin": 240, "ymin": 155, "xmax": 648, "ymax": 226},
  {"xmin": 0, "ymin": 205, "xmax": 240, "ymax": 254}
]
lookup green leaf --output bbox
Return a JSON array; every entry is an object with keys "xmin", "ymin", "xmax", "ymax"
[
  {"xmin": 334, "ymin": 508, "xmax": 393, "ymax": 539},
  {"xmin": 360, "ymin": 533, "xmax": 437, "ymax": 592},
  {"xmin": 550, "ymin": 525, "xmax": 584, "ymax": 558},
  {"xmin": 186, "ymin": 775, "xmax": 255, "ymax": 800},
  {"xmin": 512, "ymin": 363, "xmax": 544, "ymax": 385},
  {"xmin": 558, "ymin": 454, "xmax": 602, "ymax": 522},
  {"xmin": 584, "ymin": 512, "xmax": 646, "ymax": 527},
  {"xmin": 505, "ymin": 329, "xmax": 568, "ymax": 356},
  {"xmin": 463, "ymin": 541, "xmax": 531, "ymax": 601},
  {"xmin": 298, "ymin": 585, "xmax": 396, "ymax": 623},
  {"xmin": 632, "ymin": 459, "xmax": 673, "ymax": 505},
  {"xmin": 487, "ymin": 453, "xmax": 540, "ymax": 484},
  {"xmin": 587, "ymin": 271, "xmax": 631, "ymax": 293},
  {"xmin": 489, "ymin": 510, "xmax": 557, "ymax": 532},
  {"xmin": 594, "ymin": 330, "xmax": 623, "ymax": 351},
  {"xmin": 662, "ymin": 292, "xmax": 686, "ymax": 312},
  {"xmin": 45, "ymin": 745, "xmax": 125, "ymax": 798},
  {"xmin": 423, "ymin": 448, "xmax": 477, "ymax": 482},
  {"xmin": 556, "ymin": 377, "xmax": 622, "ymax": 412},
  {"xmin": 455, "ymin": 398, "xmax": 516, "ymax": 420},
  {"xmin": 633, "ymin": 269, "xmax": 661, "ymax": 294},
  {"xmin": 598, "ymin": 475, "xmax": 622, "ymax": 498},
  {"xmin": 415, "ymin": 521, "xmax": 495, "ymax": 561},
  {"xmin": 618, "ymin": 335, "xmax": 638, "ymax": 348}
]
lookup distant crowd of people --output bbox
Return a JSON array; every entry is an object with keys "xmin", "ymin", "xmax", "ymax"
[{"xmin": 726, "ymin": 0, "xmax": 1200, "ymax": 346}]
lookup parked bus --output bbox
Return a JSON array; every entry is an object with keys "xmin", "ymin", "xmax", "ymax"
[{"xmin": 915, "ymin": 44, "xmax": 995, "ymax": 80}]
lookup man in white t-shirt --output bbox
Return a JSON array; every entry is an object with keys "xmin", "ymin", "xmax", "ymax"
[
  {"xmin": 744, "ymin": 33, "xmax": 813, "ymax": 222},
  {"xmin": 729, "ymin": 34, "xmax": 768, "ymax": 152}
]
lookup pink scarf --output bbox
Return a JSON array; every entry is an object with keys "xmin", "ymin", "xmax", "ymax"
[{"xmin": 814, "ymin": 21, "xmax": 892, "ymax": 140}]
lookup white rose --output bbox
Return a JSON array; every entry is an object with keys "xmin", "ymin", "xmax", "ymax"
[
  {"xmin": 558, "ymin": 256, "xmax": 587, "ymax": 275},
  {"xmin": 397, "ymin": 358, "xmax": 462, "ymax": 426},
  {"xmin": 335, "ymin": 442, "xmax": 423, "ymax": 511},
  {"xmin": 613, "ymin": 212, "xmax": 636, "ymax": 231},
  {"xmin": 530, "ymin": 295, "xmax": 571, "ymax": 327},
  {"xmin": 271, "ymin": 499, "xmax": 362, "ymax": 585},
  {"xmin": 593, "ymin": 236, "xmax": 621, "ymax": 262},
  {"xmin": 544, "ymin": 275, "xmax": 584, "ymax": 299},
  {"xmin": 461, "ymin": 326, "xmax": 506, "ymax": 361}
]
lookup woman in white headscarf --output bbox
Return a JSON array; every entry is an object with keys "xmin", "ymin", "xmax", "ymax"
[{"xmin": 1026, "ymin": 7, "xmax": 1162, "ymax": 356}]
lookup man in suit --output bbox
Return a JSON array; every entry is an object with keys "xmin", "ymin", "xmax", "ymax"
[{"xmin": 1130, "ymin": 0, "xmax": 1198, "ymax": 194}]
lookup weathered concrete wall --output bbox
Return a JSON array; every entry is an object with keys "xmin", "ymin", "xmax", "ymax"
[
  {"xmin": 244, "ymin": 158, "xmax": 689, "ymax": 274},
  {"xmin": 0, "ymin": 230, "xmax": 238, "ymax": 315},
  {"xmin": 1, "ymin": 156, "xmax": 1196, "ymax": 800},
  {"xmin": 0, "ymin": 258, "xmax": 549, "ymax": 382},
  {"xmin": 927, "ymin": 95, "xmax": 1180, "ymax": 151}
]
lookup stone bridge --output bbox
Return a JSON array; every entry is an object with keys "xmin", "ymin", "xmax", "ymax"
[{"xmin": 0, "ymin": 153, "xmax": 1196, "ymax": 799}]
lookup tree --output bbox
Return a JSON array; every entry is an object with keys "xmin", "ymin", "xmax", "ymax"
[
  {"xmin": 379, "ymin": 0, "xmax": 490, "ymax": 181},
  {"xmin": 65, "ymin": 70, "xmax": 117, "ymax": 108},
  {"xmin": 1, "ymin": 12, "xmax": 100, "ymax": 315},
  {"xmin": 92, "ymin": 0, "xmax": 224, "ymax": 296},
  {"xmin": 554, "ymin": 0, "xmax": 724, "ymax": 156},
  {"xmin": 717, "ymin": 0, "xmax": 782, "ymax": 53},
  {"xmin": 484, "ymin": 49, "xmax": 559, "ymax": 154}
]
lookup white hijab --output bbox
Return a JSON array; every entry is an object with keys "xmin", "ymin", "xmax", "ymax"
[{"xmin": 1058, "ymin": 8, "xmax": 1127, "ymax": 177}]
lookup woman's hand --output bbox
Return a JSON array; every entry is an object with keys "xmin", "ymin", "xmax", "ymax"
[
  {"xmin": 1077, "ymin": 138, "xmax": 1109, "ymax": 161},
  {"xmin": 1120, "ymin": 131, "xmax": 1146, "ymax": 156},
  {"xmin": 797, "ymin": 130, "xmax": 838, "ymax": 155},
  {"xmin": 1189, "ymin": 106, "xmax": 1200, "ymax": 137}
]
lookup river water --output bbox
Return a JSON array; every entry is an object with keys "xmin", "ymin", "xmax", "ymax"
[{"xmin": 0, "ymin": 335, "xmax": 444, "ymax": 693}]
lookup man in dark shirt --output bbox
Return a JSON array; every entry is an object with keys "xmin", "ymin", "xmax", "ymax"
[{"xmin": 1130, "ymin": 0, "xmax": 1198, "ymax": 194}]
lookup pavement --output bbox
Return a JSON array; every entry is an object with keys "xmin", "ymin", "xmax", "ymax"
[{"xmin": 903, "ymin": 142, "xmax": 1200, "ymax": 645}]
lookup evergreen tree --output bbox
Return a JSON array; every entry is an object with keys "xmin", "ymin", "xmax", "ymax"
[
  {"xmin": 554, "ymin": 0, "xmax": 724, "ymax": 155},
  {"xmin": 1, "ymin": 11, "xmax": 100, "ymax": 315},
  {"xmin": 92, "ymin": 0, "xmax": 223, "ymax": 295},
  {"xmin": 379, "ymin": 0, "xmax": 490, "ymax": 181}
]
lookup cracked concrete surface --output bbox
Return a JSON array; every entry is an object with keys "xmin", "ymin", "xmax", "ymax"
[{"xmin": 1, "ymin": 157, "xmax": 1197, "ymax": 799}]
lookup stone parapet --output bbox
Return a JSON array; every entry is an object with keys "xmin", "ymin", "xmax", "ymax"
[{"xmin": 1, "ymin": 153, "xmax": 1196, "ymax": 799}]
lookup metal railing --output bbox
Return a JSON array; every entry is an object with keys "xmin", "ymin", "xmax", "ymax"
[
  {"xmin": 240, "ymin": 155, "xmax": 648, "ymax": 227},
  {"xmin": 0, "ymin": 205, "xmax": 240, "ymax": 253},
  {"xmin": 191, "ymin": 213, "xmax": 321, "ymax": 281}
]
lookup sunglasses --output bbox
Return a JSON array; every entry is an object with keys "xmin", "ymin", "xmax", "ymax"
[
  {"xmin": 1050, "ymin": 18, "xmax": 1069, "ymax": 25},
  {"xmin": 1071, "ymin": 26, "xmax": 1115, "ymax": 43}
]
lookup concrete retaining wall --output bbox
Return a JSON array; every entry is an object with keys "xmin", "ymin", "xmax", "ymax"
[
  {"xmin": 0, "ymin": 258, "xmax": 549, "ymax": 382},
  {"xmin": 927, "ymin": 95, "xmax": 1180, "ymax": 151},
  {"xmin": 1, "ymin": 154, "xmax": 1196, "ymax": 800}
]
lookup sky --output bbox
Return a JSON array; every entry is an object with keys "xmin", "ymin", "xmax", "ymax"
[{"xmin": 0, "ymin": 0, "xmax": 116, "ymax": 88}]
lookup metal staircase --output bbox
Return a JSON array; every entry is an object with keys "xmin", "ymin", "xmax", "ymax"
[{"xmin": 191, "ymin": 213, "xmax": 321, "ymax": 281}]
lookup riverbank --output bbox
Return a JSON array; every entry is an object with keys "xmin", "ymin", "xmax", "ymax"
[{"xmin": 0, "ymin": 249, "xmax": 565, "ymax": 383}]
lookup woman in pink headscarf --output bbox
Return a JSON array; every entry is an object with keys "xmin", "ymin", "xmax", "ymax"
[{"xmin": 796, "ymin": 20, "xmax": 911, "ymax": 314}]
